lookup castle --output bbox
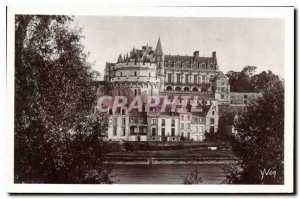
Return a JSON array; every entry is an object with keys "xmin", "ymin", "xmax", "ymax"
[{"xmin": 95, "ymin": 37, "xmax": 260, "ymax": 142}]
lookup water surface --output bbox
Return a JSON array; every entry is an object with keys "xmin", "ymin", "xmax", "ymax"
[{"xmin": 112, "ymin": 164, "xmax": 226, "ymax": 184}]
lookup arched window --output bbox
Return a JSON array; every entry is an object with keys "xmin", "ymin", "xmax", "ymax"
[
  {"xmin": 166, "ymin": 86, "xmax": 172, "ymax": 91},
  {"xmin": 175, "ymin": 87, "xmax": 181, "ymax": 91},
  {"xmin": 184, "ymin": 87, "xmax": 189, "ymax": 92},
  {"xmin": 192, "ymin": 87, "xmax": 198, "ymax": 92},
  {"xmin": 134, "ymin": 71, "xmax": 137, "ymax": 76}
]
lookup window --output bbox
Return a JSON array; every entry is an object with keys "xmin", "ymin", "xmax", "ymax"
[
  {"xmin": 221, "ymin": 79, "xmax": 225, "ymax": 85},
  {"xmin": 122, "ymin": 109, "xmax": 126, "ymax": 115},
  {"xmin": 113, "ymin": 127, "xmax": 117, "ymax": 136},
  {"xmin": 114, "ymin": 118, "xmax": 118, "ymax": 126},
  {"xmin": 199, "ymin": 126, "xmax": 203, "ymax": 132},
  {"xmin": 168, "ymin": 74, "xmax": 172, "ymax": 83},
  {"xmin": 210, "ymin": 118, "xmax": 215, "ymax": 124},
  {"xmin": 161, "ymin": 128, "xmax": 165, "ymax": 136},
  {"xmin": 162, "ymin": 119, "xmax": 165, "ymax": 126},
  {"xmin": 221, "ymin": 94, "xmax": 225, "ymax": 99},
  {"xmin": 194, "ymin": 126, "xmax": 198, "ymax": 132},
  {"xmin": 185, "ymin": 74, "xmax": 189, "ymax": 84},
  {"xmin": 134, "ymin": 71, "xmax": 137, "ymax": 76},
  {"xmin": 152, "ymin": 119, "xmax": 157, "ymax": 124},
  {"xmin": 177, "ymin": 74, "xmax": 181, "ymax": 83},
  {"xmin": 122, "ymin": 128, "xmax": 126, "ymax": 136},
  {"xmin": 134, "ymin": 89, "xmax": 137, "ymax": 96},
  {"xmin": 152, "ymin": 128, "xmax": 156, "ymax": 136},
  {"xmin": 130, "ymin": 117, "xmax": 133, "ymax": 123},
  {"xmin": 194, "ymin": 75, "xmax": 197, "ymax": 83},
  {"xmin": 171, "ymin": 128, "xmax": 175, "ymax": 136},
  {"xmin": 149, "ymin": 72, "xmax": 151, "ymax": 77},
  {"xmin": 210, "ymin": 126, "xmax": 215, "ymax": 133},
  {"xmin": 120, "ymin": 72, "xmax": 122, "ymax": 77},
  {"xmin": 122, "ymin": 118, "xmax": 126, "ymax": 125},
  {"xmin": 212, "ymin": 111, "xmax": 215, "ymax": 115},
  {"xmin": 187, "ymin": 123, "xmax": 191, "ymax": 129},
  {"xmin": 181, "ymin": 123, "xmax": 184, "ymax": 129},
  {"xmin": 181, "ymin": 115, "xmax": 184, "ymax": 120},
  {"xmin": 202, "ymin": 75, "xmax": 205, "ymax": 83},
  {"xmin": 171, "ymin": 119, "xmax": 175, "ymax": 127},
  {"xmin": 140, "ymin": 127, "xmax": 144, "ymax": 133}
]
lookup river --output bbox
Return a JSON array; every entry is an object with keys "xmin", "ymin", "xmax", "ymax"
[{"xmin": 111, "ymin": 164, "xmax": 226, "ymax": 184}]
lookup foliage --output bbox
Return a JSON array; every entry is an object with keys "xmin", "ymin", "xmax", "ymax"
[
  {"xmin": 14, "ymin": 15, "xmax": 112, "ymax": 183},
  {"xmin": 226, "ymin": 80, "xmax": 284, "ymax": 184},
  {"xmin": 182, "ymin": 167, "xmax": 203, "ymax": 184},
  {"xmin": 226, "ymin": 66, "xmax": 280, "ymax": 92}
]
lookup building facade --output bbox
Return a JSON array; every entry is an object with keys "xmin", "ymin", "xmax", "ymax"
[{"xmin": 96, "ymin": 37, "xmax": 259, "ymax": 141}]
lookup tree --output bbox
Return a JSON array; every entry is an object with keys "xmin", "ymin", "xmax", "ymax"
[
  {"xmin": 14, "ymin": 15, "xmax": 113, "ymax": 183},
  {"xmin": 250, "ymin": 70, "xmax": 280, "ymax": 92},
  {"xmin": 182, "ymin": 167, "xmax": 203, "ymax": 184},
  {"xmin": 226, "ymin": 80, "xmax": 284, "ymax": 184},
  {"xmin": 217, "ymin": 110, "xmax": 236, "ymax": 140},
  {"xmin": 226, "ymin": 66, "xmax": 256, "ymax": 92}
]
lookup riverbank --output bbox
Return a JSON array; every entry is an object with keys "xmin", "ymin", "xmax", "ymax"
[{"xmin": 104, "ymin": 141, "xmax": 237, "ymax": 165}]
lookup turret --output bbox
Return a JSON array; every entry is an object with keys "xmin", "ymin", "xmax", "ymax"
[{"xmin": 117, "ymin": 54, "xmax": 123, "ymax": 63}]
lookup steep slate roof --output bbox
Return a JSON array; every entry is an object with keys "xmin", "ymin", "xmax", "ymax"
[
  {"xmin": 216, "ymin": 71, "xmax": 228, "ymax": 79},
  {"xmin": 164, "ymin": 55, "xmax": 217, "ymax": 64},
  {"xmin": 154, "ymin": 37, "xmax": 163, "ymax": 56}
]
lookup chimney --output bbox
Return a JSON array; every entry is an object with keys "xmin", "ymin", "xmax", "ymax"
[
  {"xmin": 212, "ymin": 51, "xmax": 216, "ymax": 58},
  {"xmin": 193, "ymin": 51, "xmax": 199, "ymax": 58}
]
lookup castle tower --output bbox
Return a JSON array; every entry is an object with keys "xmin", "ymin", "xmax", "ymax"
[
  {"xmin": 154, "ymin": 36, "xmax": 165, "ymax": 91},
  {"xmin": 214, "ymin": 71, "xmax": 230, "ymax": 105}
]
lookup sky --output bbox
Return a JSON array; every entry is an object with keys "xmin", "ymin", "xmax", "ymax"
[{"xmin": 73, "ymin": 16, "xmax": 285, "ymax": 77}]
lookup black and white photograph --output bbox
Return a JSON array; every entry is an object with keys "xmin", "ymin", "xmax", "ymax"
[{"xmin": 5, "ymin": 6, "xmax": 294, "ymax": 193}]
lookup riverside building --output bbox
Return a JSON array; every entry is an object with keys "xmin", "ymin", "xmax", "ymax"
[{"xmin": 95, "ymin": 37, "xmax": 258, "ymax": 141}]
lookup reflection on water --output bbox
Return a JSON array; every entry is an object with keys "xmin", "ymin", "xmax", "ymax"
[{"xmin": 111, "ymin": 164, "xmax": 226, "ymax": 184}]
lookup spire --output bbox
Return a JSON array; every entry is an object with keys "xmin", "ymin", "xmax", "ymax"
[
  {"xmin": 155, "ymin": 36, "xmax": 163, "ymax": 56},
  {"xmin": 117, "ymin": 54, "xmax": 122, "ymax": 63}
]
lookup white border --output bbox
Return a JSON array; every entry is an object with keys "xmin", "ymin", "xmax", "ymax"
[{"xmin": 6, "ymin": 6, "xmax": 294, "ymax": 193}]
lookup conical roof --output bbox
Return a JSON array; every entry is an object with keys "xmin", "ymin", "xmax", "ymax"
[
  {"xmin": 155, "ymin": 37, "xmax": 163, "ymax": 56},
  {"xmin": 117, "ymin": 54, "xmax": 122, "ymax": 63}
]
